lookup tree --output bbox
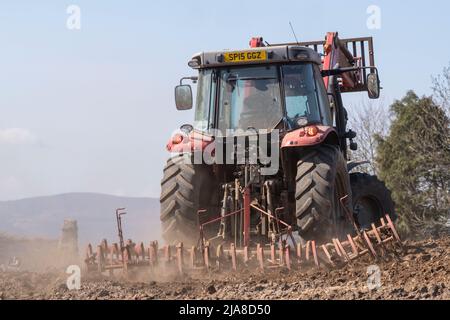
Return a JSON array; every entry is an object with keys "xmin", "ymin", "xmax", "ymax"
[
  {"xmin": 432, "ymin": 62, "xmax": 450, "ymax": 118},
  {"xmin": 348, "ymin": 99, "xmax": 389, "ymax": 175},
  {"xmin": 376, "ymin": 91, "xmax": 450, "ymax": 236}
]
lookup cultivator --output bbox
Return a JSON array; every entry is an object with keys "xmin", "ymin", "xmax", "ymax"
[{"xmin": 84, "ymin": 204, "xmax": 403, "ymax": 277}]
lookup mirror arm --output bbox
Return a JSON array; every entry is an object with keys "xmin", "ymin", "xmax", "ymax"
[
  {"xmin": 321, "ymin": 67, "xmax": 359, "ymax": 77},
  {"xmin": 180, "ymin": 76, "xmax": 199, "ymax": 85},
  {"xmin": 321, "ymin": 66, "xmax": 378, "ymax": 77}
]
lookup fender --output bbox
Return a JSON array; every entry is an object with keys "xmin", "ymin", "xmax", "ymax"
[
  {"xmin": 347, "ymin": 160, "xmax": 370, "ymax": 172},
  {"xmin": 166, "ymin": 131, "xmax": 214, "ymax": 153},
  {"xmin": 281, "ymin": 125, "xmax": 338, "ymax": 148}
]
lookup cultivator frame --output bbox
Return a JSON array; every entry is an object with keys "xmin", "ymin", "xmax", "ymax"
[{"xmin": 85, "ymin": 202, "xmax": 403, "ymax": 276}]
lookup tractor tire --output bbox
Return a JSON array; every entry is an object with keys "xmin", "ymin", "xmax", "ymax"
[
  {"xmin": 295, "ymin": 144, "xmax": 353, "ymax": 242},
  {"xmin": 160, "ymin": 156, "xmax": 218, "ymax": 245},
  {"xmin": 350, "ymin": 173, "xmax": 396, "ymax": 230}
]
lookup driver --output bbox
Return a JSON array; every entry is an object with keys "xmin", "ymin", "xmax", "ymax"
[{"xmin": 239, "ymin": 80, "xmax": 280, "ymax": 130}]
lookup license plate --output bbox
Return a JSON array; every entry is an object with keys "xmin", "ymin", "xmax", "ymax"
[{"xmin": 223, "ymin": 50, "xmax": 267, "ymax": 63}]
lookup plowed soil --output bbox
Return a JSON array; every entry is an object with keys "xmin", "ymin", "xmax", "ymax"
[{"xmin": 0, "ymin": 237, "xmax": 448, "ymax": 300}]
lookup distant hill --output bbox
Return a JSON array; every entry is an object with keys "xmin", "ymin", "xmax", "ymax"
[{"xmin": 0, "ymin": 193, "xmax": 161, "ymax": 246}]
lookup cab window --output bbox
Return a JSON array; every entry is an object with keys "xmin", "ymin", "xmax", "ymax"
[{"xmin": 282, "ymin": 64, "xmax": 321, "ymax": 128}]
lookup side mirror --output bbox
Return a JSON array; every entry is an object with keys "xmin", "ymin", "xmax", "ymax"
[
  {"xmin": 175, "ymin": 85, "xmax": 193, "ymax": 110},
  {"xmin": 367, "ymin": 73, "xmax": 380, "ymax": 99}
]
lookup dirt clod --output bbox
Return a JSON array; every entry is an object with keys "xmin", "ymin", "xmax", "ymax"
[{"xmin": 206, "ymin": 283, "xmax": 216, "ymax": 294}]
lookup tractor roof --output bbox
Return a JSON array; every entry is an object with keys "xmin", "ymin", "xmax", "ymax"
[{"xmin": 188, "ymin": 45, "xmax": 322, "ymax": 69}]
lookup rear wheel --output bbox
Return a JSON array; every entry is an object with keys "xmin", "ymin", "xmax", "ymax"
[
  {"xmin": 295, "ymin": 145, "xmax": 353, "ymax": 242},
  {"xmin": 350, "ymin": 173, "xmax": 395, "ymax": 229},
  {"xmin": 160, "ymin": 156, "xmax": 218, "ymax": 245}
]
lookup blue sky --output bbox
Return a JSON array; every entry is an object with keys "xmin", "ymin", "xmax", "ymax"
[{"xmin": 0, "ymin": 0, "xmax": 449, "ymax": 200}]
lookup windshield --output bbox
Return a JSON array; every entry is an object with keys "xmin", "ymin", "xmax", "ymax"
[
  {"xmin": 217, "ymin": 66, "xmax": 283, "ymax": 133},
  {"xmin": 192, "ymin": 63, "xmax": 324, "ymax": 133}
]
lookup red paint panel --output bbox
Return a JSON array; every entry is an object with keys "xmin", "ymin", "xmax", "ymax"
[
  {"xmin": 281, "ymin": 126, "xmax": 337, "ymax": 148},
  {"xmin": 166, "ymin": 132, "xmax": 214, "ymax": 153}
]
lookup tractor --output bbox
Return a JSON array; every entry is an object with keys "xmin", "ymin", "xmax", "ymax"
[{"xmin": 161, "ymin": 32, "xmax": 396, "ymax": 250}]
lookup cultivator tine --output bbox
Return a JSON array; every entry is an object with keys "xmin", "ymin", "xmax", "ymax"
[
  {"xmin": 311, "ymin": 240, "xmax": 320, "ymax": 267},
  {"xmin": 163, "ymin": 245, "xmax": 171, "ymax": 264},
  {"xmin": 122, "ymin": 246, "xmax": 129, "ymax": 274},
  {"xmin": 190, "ymin": 246, "xmax": 196, "ymax": 268},
  {"xmin": 96, "ymin": 245, "xmax": 103, "ymax": 272},
  {"xmin": 321, "ymin": 244, "xmax": 335, "ymax": 266},
  {"xmin": 278, "ymin": 243, "xmax": 284, "ymax": 266},
  {"xmin": 347, "ymin": 234, "xmax": 359, "ymax": 257},
  {"xmin": 243, "ymin": 246, "xmax": 249, "ymax": 265},
  {"xmin": 332, "ymin": 239, "xmax": 342, "ymax": 258},
  {"xmin": 141, "ymin": 242, "xmax": 146, "ymax": 261},
  {"xmin": 149, "ymin": 241, "xmax": 158, "ymax": 266},
  {"xmin": 101, "ymin": 239, "xmax": 111, "ymax": 272},
  {"xmin": 176, "ymin": 243, "xmax": 184, "ymax": 274},
  {"xmin": 112, "ymin": 243, "xmax": 119, "ymax": 261},
  {"xmin": 335, "ymin": 238, "xmax": 349, "ymax": 262},
  {"xmin": 363, "ymin": 231, "xmax": 377, "ymax": 258},
  {"xmin": 216, "ymin": 244, "xmax": 224, "ymax": 270},
  {"xmin": 270, "ymin": 244, "xmax": 276, "ymax": 263},
  {"xmin": 257, "ymin": 244, "xmax": 264, "ymax": 271},
  {"xmin": 101, "ymin": 239, "xmax": 108, "ymax": 252},
  {"xmin": 296, "ymin": 243, "xmax": 302, "ymax": 264},
  {"xmin": 86, "ymin": 243, "xmax": 93, "ymax": 257},
  {"xmin": 85, "ymin": 243, "xmax": 94, "ymax": 270},
  {"xmin": 285, "ymin": 245, "xmax": 291, "ymax": 270},
  {"xmin": 230, "ymin": 243, "xmax": 237, "ymax": 271},
  {"xmin": 108, "ymin": 243, "xmax": 115, "ymax": 275},
  {"xmin": 371, "ymin": 223, "xmax": 386, "ymax": 257},
  {"xmin": 385, "ymin": 215, "xmax": 402, "ymax": 247},
  {"xmin": 203, "ymin": 243, "xmax": 210, "ymax": 269},
  {"xmin": 305, "ymin": 241, "xmax": 311, "ymax": 262},
  {"xmin": 371, "ymin": 224, "xmax": 382, "ymax": 244}
]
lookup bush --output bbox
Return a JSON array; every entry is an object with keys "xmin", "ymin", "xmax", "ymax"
[{"xmin": 376, "ymin": 91, "xmax": 450, "ymax": 237}]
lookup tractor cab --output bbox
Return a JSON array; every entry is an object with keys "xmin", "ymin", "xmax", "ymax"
[
  {"xmin": 174, "ymin": 35, "xmax": 380, "ymax": 144},
  {"xmin": 175, "ymin": 45, "xmax": 331, "ymax": 136}
]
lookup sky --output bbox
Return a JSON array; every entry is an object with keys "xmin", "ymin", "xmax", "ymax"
[{"xmin": 0, "ymin": 0, "xmax": 449, "ymax": 201}]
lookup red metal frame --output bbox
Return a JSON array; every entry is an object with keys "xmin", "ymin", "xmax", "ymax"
[
  {"xmin": 243, "ymin": 187, "xmax": 251, "ymax": 247},
  {"xmin": 249, "ymin": 37, "xmax": 264, "ymax": 48},
  {"xmin": 271, "ymin": 33, "xmax": 375, "ymax": 93},
  {"xmin": 197, "ymin": 188, "xmax": 293, "ymax": 249},
  {"xmin": 322, "ymin": 32, "xmax": 335, "ymax": 91},
  {"xmin": 115, "ymin": 208, "xmax": 126, "ymax": 257}
]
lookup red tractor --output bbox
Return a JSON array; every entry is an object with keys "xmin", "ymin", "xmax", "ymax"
[{"xmin": 161, "ymin": 32, "xmax": 395, "ymax": 249}]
